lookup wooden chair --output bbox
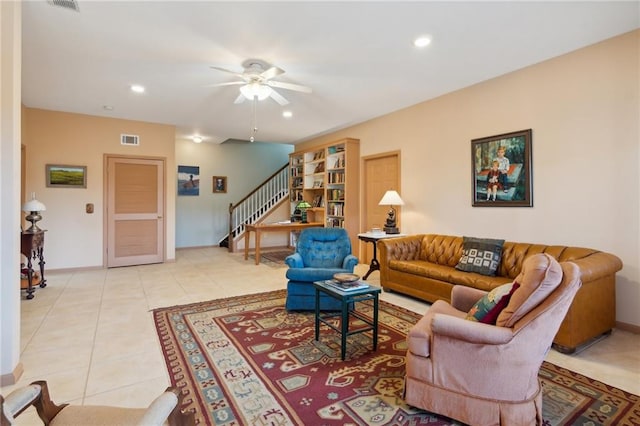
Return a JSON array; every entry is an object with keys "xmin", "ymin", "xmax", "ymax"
[{"xmin": 1, "ymin": 380, "xmax": 194, "ymax": 426}]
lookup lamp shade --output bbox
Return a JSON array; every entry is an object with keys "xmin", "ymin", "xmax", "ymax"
[
  {"xmin": 22, "ymin": 198, "xmax": 46, "ymax": 212},
  {"xmin": 240, "ymin": 83, "xmax": 272, "ymax": 101},
  {"xmin": 296, "ymin": 200, "xmax": 312, "ymax": 223},
  {"xmin": 378, "ymin": 190, "xmax": 404, "ymax": 206}
]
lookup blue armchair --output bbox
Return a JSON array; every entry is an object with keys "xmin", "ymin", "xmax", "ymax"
[{"xmin": 285, "ymin": 227, "xmax": 359, "ymax": 310}]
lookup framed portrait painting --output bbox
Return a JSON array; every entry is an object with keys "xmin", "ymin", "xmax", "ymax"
[
  {"xmin": 471, "ymin": 129, "xmax": 532, "ymax": 207},
  {"xmin": 213, "ymin": 176, "xmax": 227, "ymax": 193}
]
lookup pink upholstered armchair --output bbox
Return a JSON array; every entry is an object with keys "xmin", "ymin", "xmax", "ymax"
[{"xmin": 404, "ymin": 253, "xmax": 581, "ymax": 426}]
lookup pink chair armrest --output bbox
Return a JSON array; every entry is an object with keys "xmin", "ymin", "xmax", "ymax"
[
  {"xmin": 432, "ymin": 314, "xmax": 513, "ymax": 345},
  {"xmin": 450, "ymin": 285, "xmax": 487, "ymax": 312}
]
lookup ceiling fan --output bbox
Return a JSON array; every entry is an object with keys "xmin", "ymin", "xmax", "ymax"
[{"xmin": 209, "ymin": 59, "xmax": 312, "ymax": 106}]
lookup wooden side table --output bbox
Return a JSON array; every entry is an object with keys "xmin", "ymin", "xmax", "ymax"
[
  {"xmin": 357, "ymin": 232, "xmax": 406, "ymax": 279},
  {"xmin": 21, "ymin": 229, "xmax": 47, "ymax": 299}
]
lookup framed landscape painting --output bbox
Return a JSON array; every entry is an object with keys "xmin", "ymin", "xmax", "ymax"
[
  {"xmin": 46, "ymin": 164, "xmax": 87, "ymax": 188},
  {"xmin": 471, "ymin": 129, "xmax": 532, "ymax": 207}
]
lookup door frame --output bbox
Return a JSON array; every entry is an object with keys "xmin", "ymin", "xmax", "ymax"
[
  {"xmin": 360, "ymin": 150, "xmax": 401, "ymax": 260},
  {"xmin": 103, "ymin": 154, "xmax": 167, "ymax": 267}
]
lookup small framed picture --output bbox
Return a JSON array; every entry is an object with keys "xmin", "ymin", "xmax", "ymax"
[
  {"xmin": 46, "ymin": 164, "xmax": 87, "ymax": 188},
  {"xmin": 213, "ymin": 176, "xmax": 227, "ymax": 193},
  {"xmin": 471, "ymin": 129, "xmax": 532, "ymax": 207}
]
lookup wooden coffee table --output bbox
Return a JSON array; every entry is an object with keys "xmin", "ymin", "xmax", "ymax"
[{"xmin": 313, "ymin": 280, "xmax": 381, "ymax": 360}]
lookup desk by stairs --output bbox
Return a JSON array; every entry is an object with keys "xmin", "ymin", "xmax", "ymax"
[{"xmin": 244, "ymin": 222, "xmax": 324, "ymax": 265}]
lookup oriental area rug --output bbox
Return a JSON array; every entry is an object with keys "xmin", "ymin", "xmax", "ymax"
[{"xmin": 153, "ymin": 290, "xmax": 639, "ymax": 426}]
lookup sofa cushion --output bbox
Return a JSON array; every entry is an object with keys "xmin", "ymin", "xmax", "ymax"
[
  {"xmin": 496, "ymin": 253, "xmax": 563, "ymax": 327},
  {"xmin": 455, "ymin": 237, "xmax": 505, "ymax": 276},
  {"xmin": 465, "ymin": 282, "xmax": 520, "ymax": 324},
  {"xmin": 388, "ymin": 259, "xmax": 510, "ymax": 292}
]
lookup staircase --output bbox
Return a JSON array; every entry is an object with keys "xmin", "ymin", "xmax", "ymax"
[{"xmin": 220, "ymin": 164, "xmax": 289, "ymax": 251}]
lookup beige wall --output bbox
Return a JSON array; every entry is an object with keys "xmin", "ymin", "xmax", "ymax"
[
  {"xmin": 301, "ymin": 30, "xmax": 640, "ymax": 327},
  {"xmin": 22, "ymin": 108, "xmax": 176, "ymax": 269}
]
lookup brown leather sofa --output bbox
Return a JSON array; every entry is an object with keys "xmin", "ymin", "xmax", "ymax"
[{"xmin": 378, "ymin": 234, "xmax": 623, "ymax": 353}]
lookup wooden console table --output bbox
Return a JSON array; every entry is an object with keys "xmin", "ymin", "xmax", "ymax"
[
  {"xmin": 21, "ymin": 229, "xmax": 47, "ymax": 299},
  {"xmin": 244, "ymin": 222, "xmax": 324, "ymax": 265}
]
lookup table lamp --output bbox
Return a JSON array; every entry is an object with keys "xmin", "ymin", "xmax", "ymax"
[
  {"xmin": 378, "ymin": 190, "xmax": 404, "ymax": 234},
  {"xmin": 296, "ymin": 200, "xmax": 312, "ymax": 223},
  {"xmin": 22, "ymin": 193, "xmax": 47, "ymax": 232}
]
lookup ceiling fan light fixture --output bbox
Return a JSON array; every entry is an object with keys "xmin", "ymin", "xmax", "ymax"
[
  {"xmin": 130, "ymin": 84, "xmax": 145, "ymax": 93},
  {"xmin": 240, "ymin": 83, "xmax": 272, "ymax": 101}
]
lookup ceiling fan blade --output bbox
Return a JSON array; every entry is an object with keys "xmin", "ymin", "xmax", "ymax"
[
  {"xmin": 205, "ymin": 81, "xmax": 245, "ymax": 88},
  {"xmin": 210, "ymin": 66, "xmax": 245, "ymax": 79},
  {"xmin": 233, "ymin": 93, "xmax": 246, "ymax": 104},
  {"xmin": 267, "ymin": 80, "xmax": 312, "ymax": 93},
  {"xmin": 269, "ymin": 89, "xmax": 289, "ymax": 106},
  {"xmin": 260, "ymin": 66, "xmax": 285, "ymax": 81}
]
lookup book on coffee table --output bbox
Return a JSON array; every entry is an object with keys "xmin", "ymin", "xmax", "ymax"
[{"xmin": 324, "ymin": 279, "xmax": 370, "ymax": 292}]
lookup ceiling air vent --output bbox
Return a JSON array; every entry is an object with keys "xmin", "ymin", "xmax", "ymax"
[
  {"xmin": 121, "ymin": 134, "xmax": 140, "ymax": 146},
  {"xmin": 47, "ymin": 0, "xmax": 80, "ymax": 12},
  {"xmin": 221, "ymin": 138, "xmax": 252, "ymax": 144}
]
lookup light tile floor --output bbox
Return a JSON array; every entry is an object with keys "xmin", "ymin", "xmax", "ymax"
[{"xmin": 3, "ymin": 247, "xmax": 639, "ymax": 424}]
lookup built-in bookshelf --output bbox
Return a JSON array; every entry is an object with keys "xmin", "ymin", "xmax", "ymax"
[
  {"xmin": 288, "ymin": 138, "xmax": 360, "ymax": 255},
  {"xmin": 289, "ymin": 153, "xmax": 304, "ymax": 202}
]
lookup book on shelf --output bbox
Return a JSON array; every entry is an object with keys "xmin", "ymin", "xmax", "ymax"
[
  {"xmin": 323, "ymin": 279, "xmax": 370, "ymax": 292},
  {"xmin": 326, "ymin": 218, "xmax": 344, "ymax": 228}
]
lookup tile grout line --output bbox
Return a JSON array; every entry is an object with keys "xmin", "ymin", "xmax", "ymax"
[
  {"xmin": 81, "ymin": 269, "xmax": 109, "ymax": 404},
  {"xmin": 19, "ymin": 272, "xmax": 72, "ymax": 357}
]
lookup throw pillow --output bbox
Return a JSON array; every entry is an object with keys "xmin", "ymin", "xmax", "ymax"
[
  {"xmin": 455, "ymin": 236, "xmax": 505, "ymax": 276},
  {"xmin": 496, "ymin": 253, "xmax": 563, "ymax": 328},
  {"xmin": 466, "ymin": 282, "xmax": 520, "ymax": 324}
]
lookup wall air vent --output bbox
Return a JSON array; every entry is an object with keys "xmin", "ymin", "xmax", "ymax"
[
  {"xmin": 121, "ymin": 134, "xmax": 140, "ymax": 146},
  {"xmin": 47, "ymin": 0, "xmax": 80, "ymax": 12}
]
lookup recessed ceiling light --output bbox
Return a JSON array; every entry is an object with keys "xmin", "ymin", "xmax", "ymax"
[
  {"xmin": 192, "ymin": 136, "xmax": 203, "ymax": 143},
  {"xmin": 103, "ymin": 105, "xmax": 114, "ymax": 111},
  {"xmin": 130, "ymin": 84, "xmax": 145, "ymax": 93},
  {"xmin": 413, "ymin": 35, "xmax": 432, "ymax": 48},
  {"xmin": 282, "ymin": 111, "xmax": 293, "ymax": 118}
]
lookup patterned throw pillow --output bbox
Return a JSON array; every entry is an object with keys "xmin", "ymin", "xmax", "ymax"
[
  {"xmin": 455, "ymin": 236, "xmax": 505, "ymax": 276},
  {"xmin": 466, "ymin": 282, "xmax": 520, "ymax": 324}
]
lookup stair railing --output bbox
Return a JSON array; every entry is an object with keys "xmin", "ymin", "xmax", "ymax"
[{"xmin": 225, "ymin": 164, "xmax": 289, "ymax": 251}]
